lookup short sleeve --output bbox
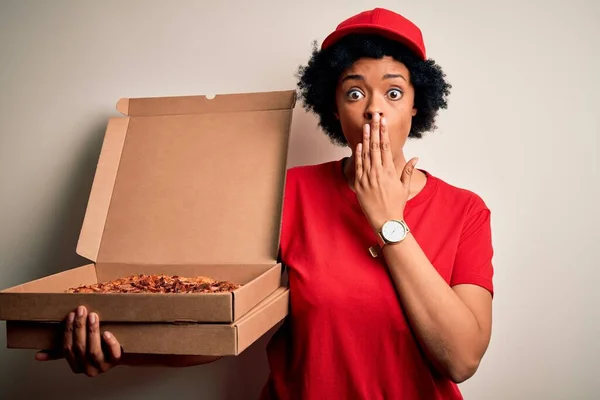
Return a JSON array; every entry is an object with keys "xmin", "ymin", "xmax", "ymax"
[{"xmin": 450, "ymin": 206, "xmax": 495, "ymax": 295}]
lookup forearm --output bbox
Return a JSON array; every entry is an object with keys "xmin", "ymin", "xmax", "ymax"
[
  {"xmin": 382, "ymin": 234, "xmax": 486, "ymax": 382},
  {"xmin": 120, "ymin": 353, "xmax": 222, "ymax": 368}
]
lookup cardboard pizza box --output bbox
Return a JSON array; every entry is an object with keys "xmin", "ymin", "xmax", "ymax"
[
  {"xmin": 0, "ymin": 90, "xmax": 296, "ymax": 327},
  {"xmin": 5, "ymin": 286, "xmax": 290, "ymax": 356}
]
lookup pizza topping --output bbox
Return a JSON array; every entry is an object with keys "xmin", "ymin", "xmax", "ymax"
[{"xmin": 66, "ymin": 274, "xmax": 241, "ymax": 294}]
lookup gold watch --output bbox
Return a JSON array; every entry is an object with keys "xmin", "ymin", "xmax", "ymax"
[{"xmin": 369, "ymin": 219, "xmax": 410, "ymax": 258}]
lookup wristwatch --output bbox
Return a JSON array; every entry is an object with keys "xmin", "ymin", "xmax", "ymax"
[{"xmin": 368, "ymin": 219, "xmax": 410, "ymax": 258}]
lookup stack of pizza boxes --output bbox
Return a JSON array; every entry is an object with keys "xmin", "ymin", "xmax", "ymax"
[{"xmin": 0, "ymin": 90, "xmax": 295, "ymax": 356}]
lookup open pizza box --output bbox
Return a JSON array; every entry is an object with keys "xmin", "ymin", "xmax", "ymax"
[{"xmin": 0, "ymin": 90, "xmax": 296, "ymax": 354}]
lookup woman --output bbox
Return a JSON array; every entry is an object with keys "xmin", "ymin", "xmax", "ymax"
[{"xmin": 36, "ymin": 8, "xmax": 494, "ymax": 400}]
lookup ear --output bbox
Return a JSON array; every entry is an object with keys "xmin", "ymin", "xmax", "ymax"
[
  {"xmin": 334, "ymin": 112, "xmax": 340, "ymax": 120},
  {"xmin": 412, "ymin": 107, "xmax": 417, "ymax": 117}
]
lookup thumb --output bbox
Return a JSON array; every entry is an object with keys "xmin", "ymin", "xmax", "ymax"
[
  {"xmin": 401, "ymin": 157, "xmax": 419, "ymax": 187},
  {"xmin": 35, "ymin": 350, "xmax": 64, "ymax": 361}
]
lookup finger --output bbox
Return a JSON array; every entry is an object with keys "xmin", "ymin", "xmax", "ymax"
[
  {"xmin": 370, "ymin": 113, "xmax": 382, "ymax": 167},
  {"xmin": 401, "ymin": 157, "xmax": 419, "ymax": 187},
  {"xmin": 355, "ymin": 143, "xmax": 363, "ymax": 184},
  {"xmin": 102, "ymin": 331, "xmax": 122, "ymax": 364},
  {"xmin": 380, "ymin": 117, "xmax": 394, "ymax": 168},
  {"xmin": 63, "ymin": 312, "xmax": 81, "ymax": 373},
  {"xmin": 84, "ymin": 364, "xmax": 102, "ymax": 378},
  {"xmin": 362, "ymin": 123, "xmax": 371, "ymax": 173},
  {"xmin": 87, "ymin": 313, "xmax": 106, "ymax": 370},
  {"xmin": 73, "ymin": 306, "xmax": 88, "ymax": 370},
  {"xmin": 35, "ymin": 350, "xmax": 64, "ymax": 361}
]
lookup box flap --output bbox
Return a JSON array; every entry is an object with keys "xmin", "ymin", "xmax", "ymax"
[
  {"xmin": 77, "ymin": 90, "xmax": 296, "ymax": 266},
  {"xmin": 77, "ymin": 118, "xmax": 129, "ymax": 262}
]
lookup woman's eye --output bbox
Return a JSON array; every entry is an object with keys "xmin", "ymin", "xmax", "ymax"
[
  {"xmin": 347, "ymin": 90, "xmax": 364, "ymax": 100},
  {"xmin": 387, "ymin": 89, "xmax": 403, "ymax": 100}
]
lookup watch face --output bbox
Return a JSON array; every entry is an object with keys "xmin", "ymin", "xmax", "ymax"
[{"xmin": 382, "ymin": 220, "xmax": 407, "ymax": 243}]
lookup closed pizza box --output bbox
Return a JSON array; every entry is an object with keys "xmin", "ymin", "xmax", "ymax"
[
  {"xmin": 0, "ymin": 90, "xmax": 296, "ymax": 328},
  {"xmin": 6, "ymin": 286, "xmax": 290, "ymax": 356}
]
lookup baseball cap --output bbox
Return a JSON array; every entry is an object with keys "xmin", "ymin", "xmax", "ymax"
[{"xmin": 321, "ymin": 8, "xmax": 426, "ymax": 60}]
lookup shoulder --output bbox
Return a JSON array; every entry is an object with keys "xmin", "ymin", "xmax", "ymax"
[
  {"xmin": 284, "ymin": 160, "xmax": 338, "ymax": 189},
  {"xmin": 279, "ymin": 160, "xmax": 339, "ymax": 232},
  {"xmin": 286, "ymin": 160, "xmax": 336, "ymax": 179},
  {"xmin": 426, "ymin": 173, "xmax": 493, "ymax": 244},
  {"xmin": 427, "ymin": 171, "xmax": 490, "ymax": 218}
]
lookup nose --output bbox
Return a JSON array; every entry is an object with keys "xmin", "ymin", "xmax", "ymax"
[
  {"xmin": 364, "ymin": 98, "xmax": 384, "ymax": 121},
  {"xmin": 364, "ymin": 111, "xmax": 383, "ymax": 121}
]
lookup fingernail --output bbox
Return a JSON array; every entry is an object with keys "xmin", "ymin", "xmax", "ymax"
[
  {"xmin": 77, "ymin": 306, "xmax": 84, "ymax": 317},
  {"xmin": 89, "ymin": 313, "xmax": 96, "ymax": 324},
  {"xmin": 68, "ymin": 312, "xmax": 75, "ymax": 323},
  {"xmin": 381, "ymin": 117, "xmax": 386, "ymax": 125},
  {"xmin": 104, "ymin": 332, "xmax": 112, "ymax": 340}
]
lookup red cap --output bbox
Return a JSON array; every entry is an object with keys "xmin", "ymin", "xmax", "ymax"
[{"xmin": 321, "ymin": 8, "xmax": 426, "ymax": 60}]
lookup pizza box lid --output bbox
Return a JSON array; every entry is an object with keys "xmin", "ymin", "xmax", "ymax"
[{"xmin": 75, "ymin": 90, "xmax": 296, "ymax": 267}]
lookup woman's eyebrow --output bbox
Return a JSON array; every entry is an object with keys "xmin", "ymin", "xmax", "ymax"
[
  {"xmin": 383, "ymin": 73, "xmax": 407, "ymax": 81},
  {"xmin": 341, "ymin": 73, "xmax": 407, "ymax": 83},
  {"xmin": 341, "ymin": 74, "xmax": 364, "ymax": 83}
]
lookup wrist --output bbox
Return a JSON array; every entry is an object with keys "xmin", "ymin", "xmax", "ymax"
[
  {"xmin": 369, "ymin": 218, "xmax": 410, "ymax": 257},
  {"xmin": 371, "ymin": 213, "xmax": 405, "ymax": 233}
]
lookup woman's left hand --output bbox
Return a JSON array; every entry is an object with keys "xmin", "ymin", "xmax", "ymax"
[{"xmin": 354, "ymin": 113, "xmax": 419, "ymax": 233}]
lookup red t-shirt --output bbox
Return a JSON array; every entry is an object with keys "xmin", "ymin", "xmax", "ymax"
[{"xmin": 260, "ymin": 158, "xmax": 494, "ymax": 400}]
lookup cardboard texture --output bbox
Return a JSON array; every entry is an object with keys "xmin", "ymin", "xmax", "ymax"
[
  {"xmin": 0, "ymin": 90, "xmax": 295, "ymax": 355},
  {"xmin": 6, "ymin": 287, "xmax": 290, "ymax": 356}
]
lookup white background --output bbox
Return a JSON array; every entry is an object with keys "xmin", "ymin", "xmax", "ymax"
[{"xmin": 1, "ymin": 0, "xmax": 598, "ymax": 399}]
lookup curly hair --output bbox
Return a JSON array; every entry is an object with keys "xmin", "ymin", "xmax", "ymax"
[{"xmin": 296, "ymin": 33, "xmax": 452, "ymax": 146}]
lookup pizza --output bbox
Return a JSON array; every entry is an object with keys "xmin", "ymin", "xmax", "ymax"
[{"xmin": 66, "ymin": 274, "xmax": 241, "ymax": 294}]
